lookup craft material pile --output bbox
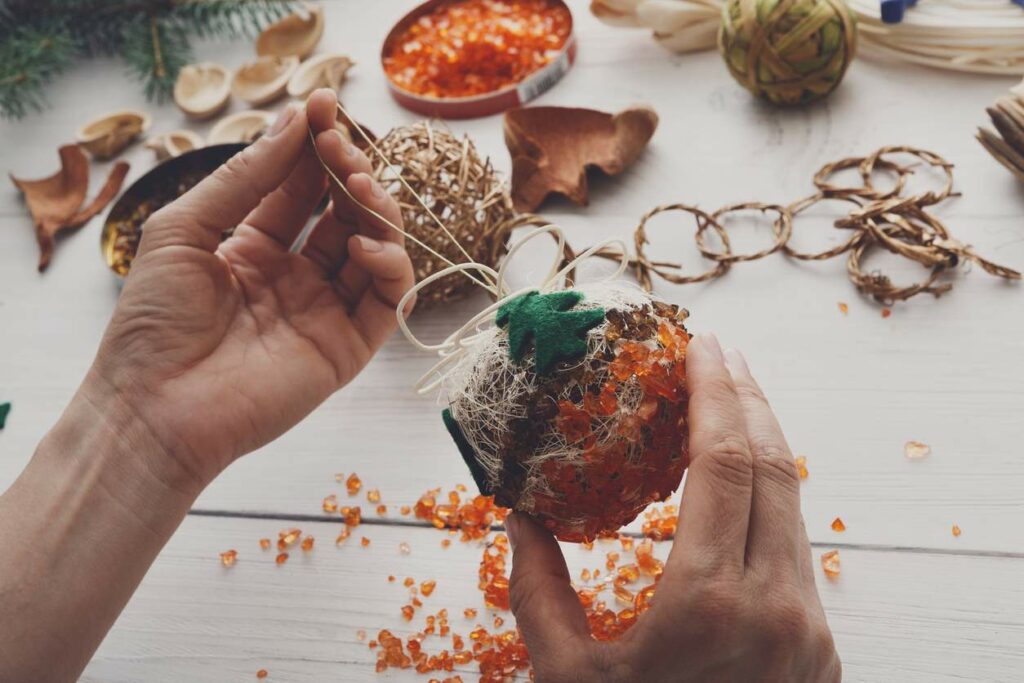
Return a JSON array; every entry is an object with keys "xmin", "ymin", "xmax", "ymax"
[
  {"xmin": 382, "ymin": 0, "xmax": 572, "ymax": 99},
  {"xmin": 611, "ymin": 145, "xmax": 1020, "ymax": 304},
  {"xmin": 978, "ymin": 78, "xmax": 1024, "ymax": 183},
  {"xmin": 442, "ymin": 285, "xmax": 691, "ymax": 542}
]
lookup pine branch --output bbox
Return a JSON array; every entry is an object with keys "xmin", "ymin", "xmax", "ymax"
[{"xmin": 0, "ymin": 0, "xmax": 295, "ymax": 119}]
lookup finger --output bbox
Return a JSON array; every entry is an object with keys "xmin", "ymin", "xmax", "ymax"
[
  {"xmin": 506, "ymin": 514, "xmax": 593, "ymax": 667},
  {"xmin": 240, "ymin": 90, "xmax": 340, "ymax": 247},
  {"xmin": 329, "ymin": 173, "xmax": 404, "ymax": 304},
  {"xmin": 724, "ymin": 349, "xmax": 802, "ymax": 572},
  {"xmin": 298, "ymin": 129, "xmax": 373, "ymax": 272},
  {"xmin": 670, "ymin": 333, "xmax": 753, "ymax": 574},
  {"xmin": 140, "ymin": 102, "xmax": 309, "ymax": 254},
  {"xmin": 345, "ymin": 235, "xmax": 415, "ymax": 349}
]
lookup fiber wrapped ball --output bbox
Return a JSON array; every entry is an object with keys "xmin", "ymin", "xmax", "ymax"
[
  {"xmin": 441, "ymin": 282, "xmax": 692, "ymax": 542},
  {"xmin": 718, "ymin": 0, "xmax": 857, "ymax": 106}
]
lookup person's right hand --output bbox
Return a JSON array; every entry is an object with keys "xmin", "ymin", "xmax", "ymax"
[{"xmin": 505, "ymin": 333, "xmax": 841, "ymax": 683}]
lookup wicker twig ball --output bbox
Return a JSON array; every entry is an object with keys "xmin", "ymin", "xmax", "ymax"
[
  {"xmin": 371, "ymin": 121, "xmax": 521, "ymax": 308},
  {"xmin": 718, "ymin": 0, "xmax": 858, "ymax": 106}
]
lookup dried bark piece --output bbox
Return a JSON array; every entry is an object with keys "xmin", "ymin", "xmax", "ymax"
[
  {"xmin": 9, "ymin": 145, "xmax": 129, "ymax": 271},
  {"xmin": 503, "ymin": 105, "xmax": 659, "ymax": 212}
]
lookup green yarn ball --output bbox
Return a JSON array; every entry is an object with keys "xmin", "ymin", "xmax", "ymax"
[{"xmin": 718, "ymin": 0, "xmax": 857, "ymax": 106}]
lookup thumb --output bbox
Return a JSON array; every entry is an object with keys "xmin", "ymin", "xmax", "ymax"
[{"xmin": 507, "ymin": 513, "xmax": 592, "ymax": 667}]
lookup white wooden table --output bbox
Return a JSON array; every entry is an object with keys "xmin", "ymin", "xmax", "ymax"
[{"xmin": 2, "ymin": 2, "xmax": 1024, "ymax": 681}]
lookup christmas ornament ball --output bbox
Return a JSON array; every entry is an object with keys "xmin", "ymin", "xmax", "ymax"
[
  {"xmin": 718, "ymin": 0, "xmax": 857, "ymax": 106},
  {"xmin": 442, "ymin": 283, "xmax": 691, "ymax": 542}
]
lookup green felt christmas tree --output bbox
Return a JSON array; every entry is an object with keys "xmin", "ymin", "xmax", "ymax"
[
  {"xmin": 0, "ymin": 0, "xmax": 294, "ymax": 120},
  {"xmin": 496, "ymin": 290, "xmax": 606, "ymax": 375}
]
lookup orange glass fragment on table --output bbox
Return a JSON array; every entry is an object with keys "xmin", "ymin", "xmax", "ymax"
[
  {"xmin": 904, "ymin": 440, "xmax": 931, "ymax": 459},
  {"xmin": 820, "ymin": 549, "xmax": 840, "ymax": 578},
  {"xmin": 367, "ymin": 488, "xmax": 381, "ymax": 504},
  {"xmin": 795, "ymin": 455, "xmax": 809, "ymax": 479},
  {"xmin": 376, "ymin": 504, "xmax": 387, "ymax": 516},
  {"xmin": 360, "ymin": 537, "xmax": 370, "ymax": 547},
  {"xmin": 952, "ymin": 524, "xmax": 962, "ymax": 537},
  {"xmin": 259, "ymin": 538, "xmax": 271, "ymax": 550},
  {"xmin": 256, "ymin": 669, "xmax": 268, "ymax": 679},
  {"xmin": 882, "ymin": 307, "xmax": 892, "ymax": 318},
  {"xmin": 421, "ymin": 579, "xmax": 437, "ymax": 596},
  {"xmin": 301, "ymin": 535, "xmax": 314, "ymax": 552},
  {"xmin": 322, "ymin": 494, "xmax": 338, "ymax": 513},
  {"xmin": 346, "ymin": 473, "xmax": 362, "ymax": 495},
  {"xmin": 399, "ymin": 542, "xmax": 411, "ymax": 555},
  {"xmin": 838, "ymin": 302, "xmax": 849, "ymax": 315},
  {"xmin": 219, "ymin": 549, "xmax": 237, "ymax": 567},
  {"xmin": 831, "ymin": 517, "xmax": 846, "ymax": 532},
  {"xmin": 275, "ymin": 552, "xmax": 288, "ymax": 565},
  {"xmin": 336, "ymin": 528, "xmax": 350, "ymax": 545},
  {"xmin": 463, "ymin": 608, "xmax": 477, "ymax": 619},
  {"xmin": 382, "ymin": 0, "xmax": 572, "ymax": 99}
]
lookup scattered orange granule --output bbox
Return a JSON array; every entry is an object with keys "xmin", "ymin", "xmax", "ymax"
[
  {"xmin": 421, "ymin": 580, "xmax": 437, "ymax": 597},
  {"xmin": 275, "ymin": 552, "xmax": 288, "ymax": 565},
  {"xmin": 820, "ymin": 550, "xmax": 840, "ymax": 578},
  {"xmin": 401, "ymin": 605, "xmax": 415, "ymax": 621},
  {"xmin": 831, "ymin": 517, "xmax": 846, "ymax": 532},
  {"xmin": 493, "ymin": 616, "xmax": 504, "ymax": 628},
  {"xmin": 795, "ymin": 456, "xmax": 809, "ymax": 479},
  {"xmin": 323, "ymin": 494, "xmax": 339, "ymax": 513},
  {"xmin": 382, "ymin": 0, "xmax": 572, "ymax": 99},
  {"xmin": 399, "ymin": 542, "xmax": 411, "ymax": 555},
  {"xmin": 341, "ymin": 506, "xmax": 362, "ymax": 527},
  {"xmin": 617, "ymin": 564, "xmax": 640, "ymax": 583},
  {"xmin": 377, "ymin": 505, "xmax": 388, "ymax": 516},
  {"xmin": 952, "ymin": 524, "xmax": 962, "ymax": 537},
  {"xmin": 278, "ymin": 528, "xmax": 301, "ymax": 550},
  {"xmin": 838, "ymin": 302, "xmax": 849, "ymax": 315},
  {"xmin": 336, "ymin": 528, "xmax": 350, "ymax": 545},
  {"xmin": 635, "ymin": 539, "xmax": 663, "ymax": 578},
  {"xmin": 904, "ymin": 441, "xmax": 931, "ymax": 459},
  {"xmin": 604, "ymin": 552, "xmax": 619, "ymax": 571},
  {"xmin": 259, "ymin": 538, "xmax": 271, "ymax": 550},
  {"xmin": 463, "ymin": 608, "xmax": 477, "ymax": 619},
  {"xmin": 256, "ymin": 669, "xmax": 268, "ymax": 679},
  {"xmin": 404, "ymin": 577, "xmax": 416, "ymax": 588},
  {"xmin": 882, "ymin": 308, "xmax": 892, "ymax": 318},
  {"xmin": 480, "ymin": 535, "xmax": 511, "ymax": 610},
  {"xmin": 412, "ymin": 487, "xmax": 507, "ymax": 542},
  {"xmin": 219, "ymin": 550, "xmax": 237, "ymax": 567},
  {"xmin": 335, "ymin": 472, "xmax": 345, "ymax": 483},
  {"xmin": 301, "ymin": 535, "xmax": 314, "ymax": 552},
  {"xmin": 356, "ymin": 629, "xmax": 367, "ymax": 641},
  {"xmin": 619, "ymin": 535, "xmax": 634, "ymax": 551},
  {"xmin": 360, "ymin": 537, "xmax": 370, "ymax": 547},
  {"xmin": 642, "ymin": 504, "xmax": 679, "ymax": 540},
  {"xmin": 367, "ymin": 488, "xmax": 381, "ymax": 504},
  {"xmin": 580, "ymin": 568, "xmax": 592, "ymax": 582},
  {"xmin": 400, "ymin": 505, "xmax": 411, "ymax": 516},
  {"xmin": 347, "ymin": 473, "xmax": 362, "ymax": 495},
  {"xmin": 440, "ymin": 539, "xmax": 451, "ymax": 548}
]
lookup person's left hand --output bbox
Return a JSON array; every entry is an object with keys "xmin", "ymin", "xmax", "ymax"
[{"xmin": 83, "ymin": 88, "xmax": 414, "ymax": 489}]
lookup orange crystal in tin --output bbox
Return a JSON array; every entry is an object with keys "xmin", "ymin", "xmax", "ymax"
[{"xmin": 383, "ymin": 0, "xmax": 572, "ymax": 99}]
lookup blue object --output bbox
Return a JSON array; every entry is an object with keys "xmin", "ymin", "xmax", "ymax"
[{"xmin": 880, "ymin": 0, "xmax": 909, "ymax": 23}]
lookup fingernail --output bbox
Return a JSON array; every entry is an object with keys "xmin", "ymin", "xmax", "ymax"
[
  {"xmin": 267, "ymin": 104, "xmax": 297, "ymax": 137},
  {"xmin": 355, "ymin": 234, "xmax": 383, "ymax": 253},
  {"xmin": 700, "ymin": 333, "xmax": 724, "ymax": 362},
  {"xmin": 724, "ymin": 348, "xmax": 750, "ymax": 377},
  {"xmin": 505, "ymin": 514, "xmax": 520, "ymax": 551}
]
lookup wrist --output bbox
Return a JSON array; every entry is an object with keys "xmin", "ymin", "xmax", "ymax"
[{"xmin": 33, "ymin": 373, "xmax": 207, "ymax": 528}]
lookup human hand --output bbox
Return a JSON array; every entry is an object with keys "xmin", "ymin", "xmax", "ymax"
[
  {"xmin": 506, "ymin": 334, "xmax": 841, "ymax": 682},
  {"xmin": 82, "ymin": 88, "xmax": 414, "ymax": 490}
]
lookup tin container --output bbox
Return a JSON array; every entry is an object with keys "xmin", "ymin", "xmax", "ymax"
[
  {"xmin": 381, "ymin": 0, "xmax": 576, "ymax": 119},
  {"xmin": 101, "ymin": 143, "xmax": 246, "ymax": 281}
]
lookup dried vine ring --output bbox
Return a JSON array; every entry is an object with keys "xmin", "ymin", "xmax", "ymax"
[
  {"xmin": 847, "ymin": 229, "xmax": 952, "ymax": 303},
  {"xmin": 813, "ymin": 155, "xmax": 909, "ymax": 200},
  {"xmin": 783, "ymin": 193, "xmax": 865, "ymax": 260},
  {"xmin": 634, "ymin": 203, "xmax": 733, "ymax": 284},
  {"xmin": 861, "ymin": 145, "xmax": 955, "ymax": 206},
  {"xmin": 696, "ymin": 202, "xmax": 792, "ymax": 264},
  {"xmin": 856, "ymin": 205, "xmax": 956, "ymax": 269}
]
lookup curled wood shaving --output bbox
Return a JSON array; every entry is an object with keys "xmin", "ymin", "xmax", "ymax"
[
  {"xmin": 9, "ymin": 145, "xmax": 129, "ymax": 271},
  {"xmin": 503, "ymin": 105, "xmax": 658, "ymax": 212}
]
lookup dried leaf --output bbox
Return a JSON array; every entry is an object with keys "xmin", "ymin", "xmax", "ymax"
[
  {"xmin": 503, "ymin": 105, "xmax": 658, "ymax": 212},
  {"xmin": 9, "ymin": 145, "xmax": 129, "ymax": 271}
]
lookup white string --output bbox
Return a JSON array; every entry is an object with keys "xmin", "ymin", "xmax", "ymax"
[{"xmin": 397, "ymin": 225, "xmax": 631, "ymax": 395}]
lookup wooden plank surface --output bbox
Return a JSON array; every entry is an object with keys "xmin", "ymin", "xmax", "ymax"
[
  {"xmin": 84, "ymin": 515, "xmax": 1024, "ymax": 682},
  {"xmin": 1, "ymin": 1, "xmax": 1024, "ymax": 680}
]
